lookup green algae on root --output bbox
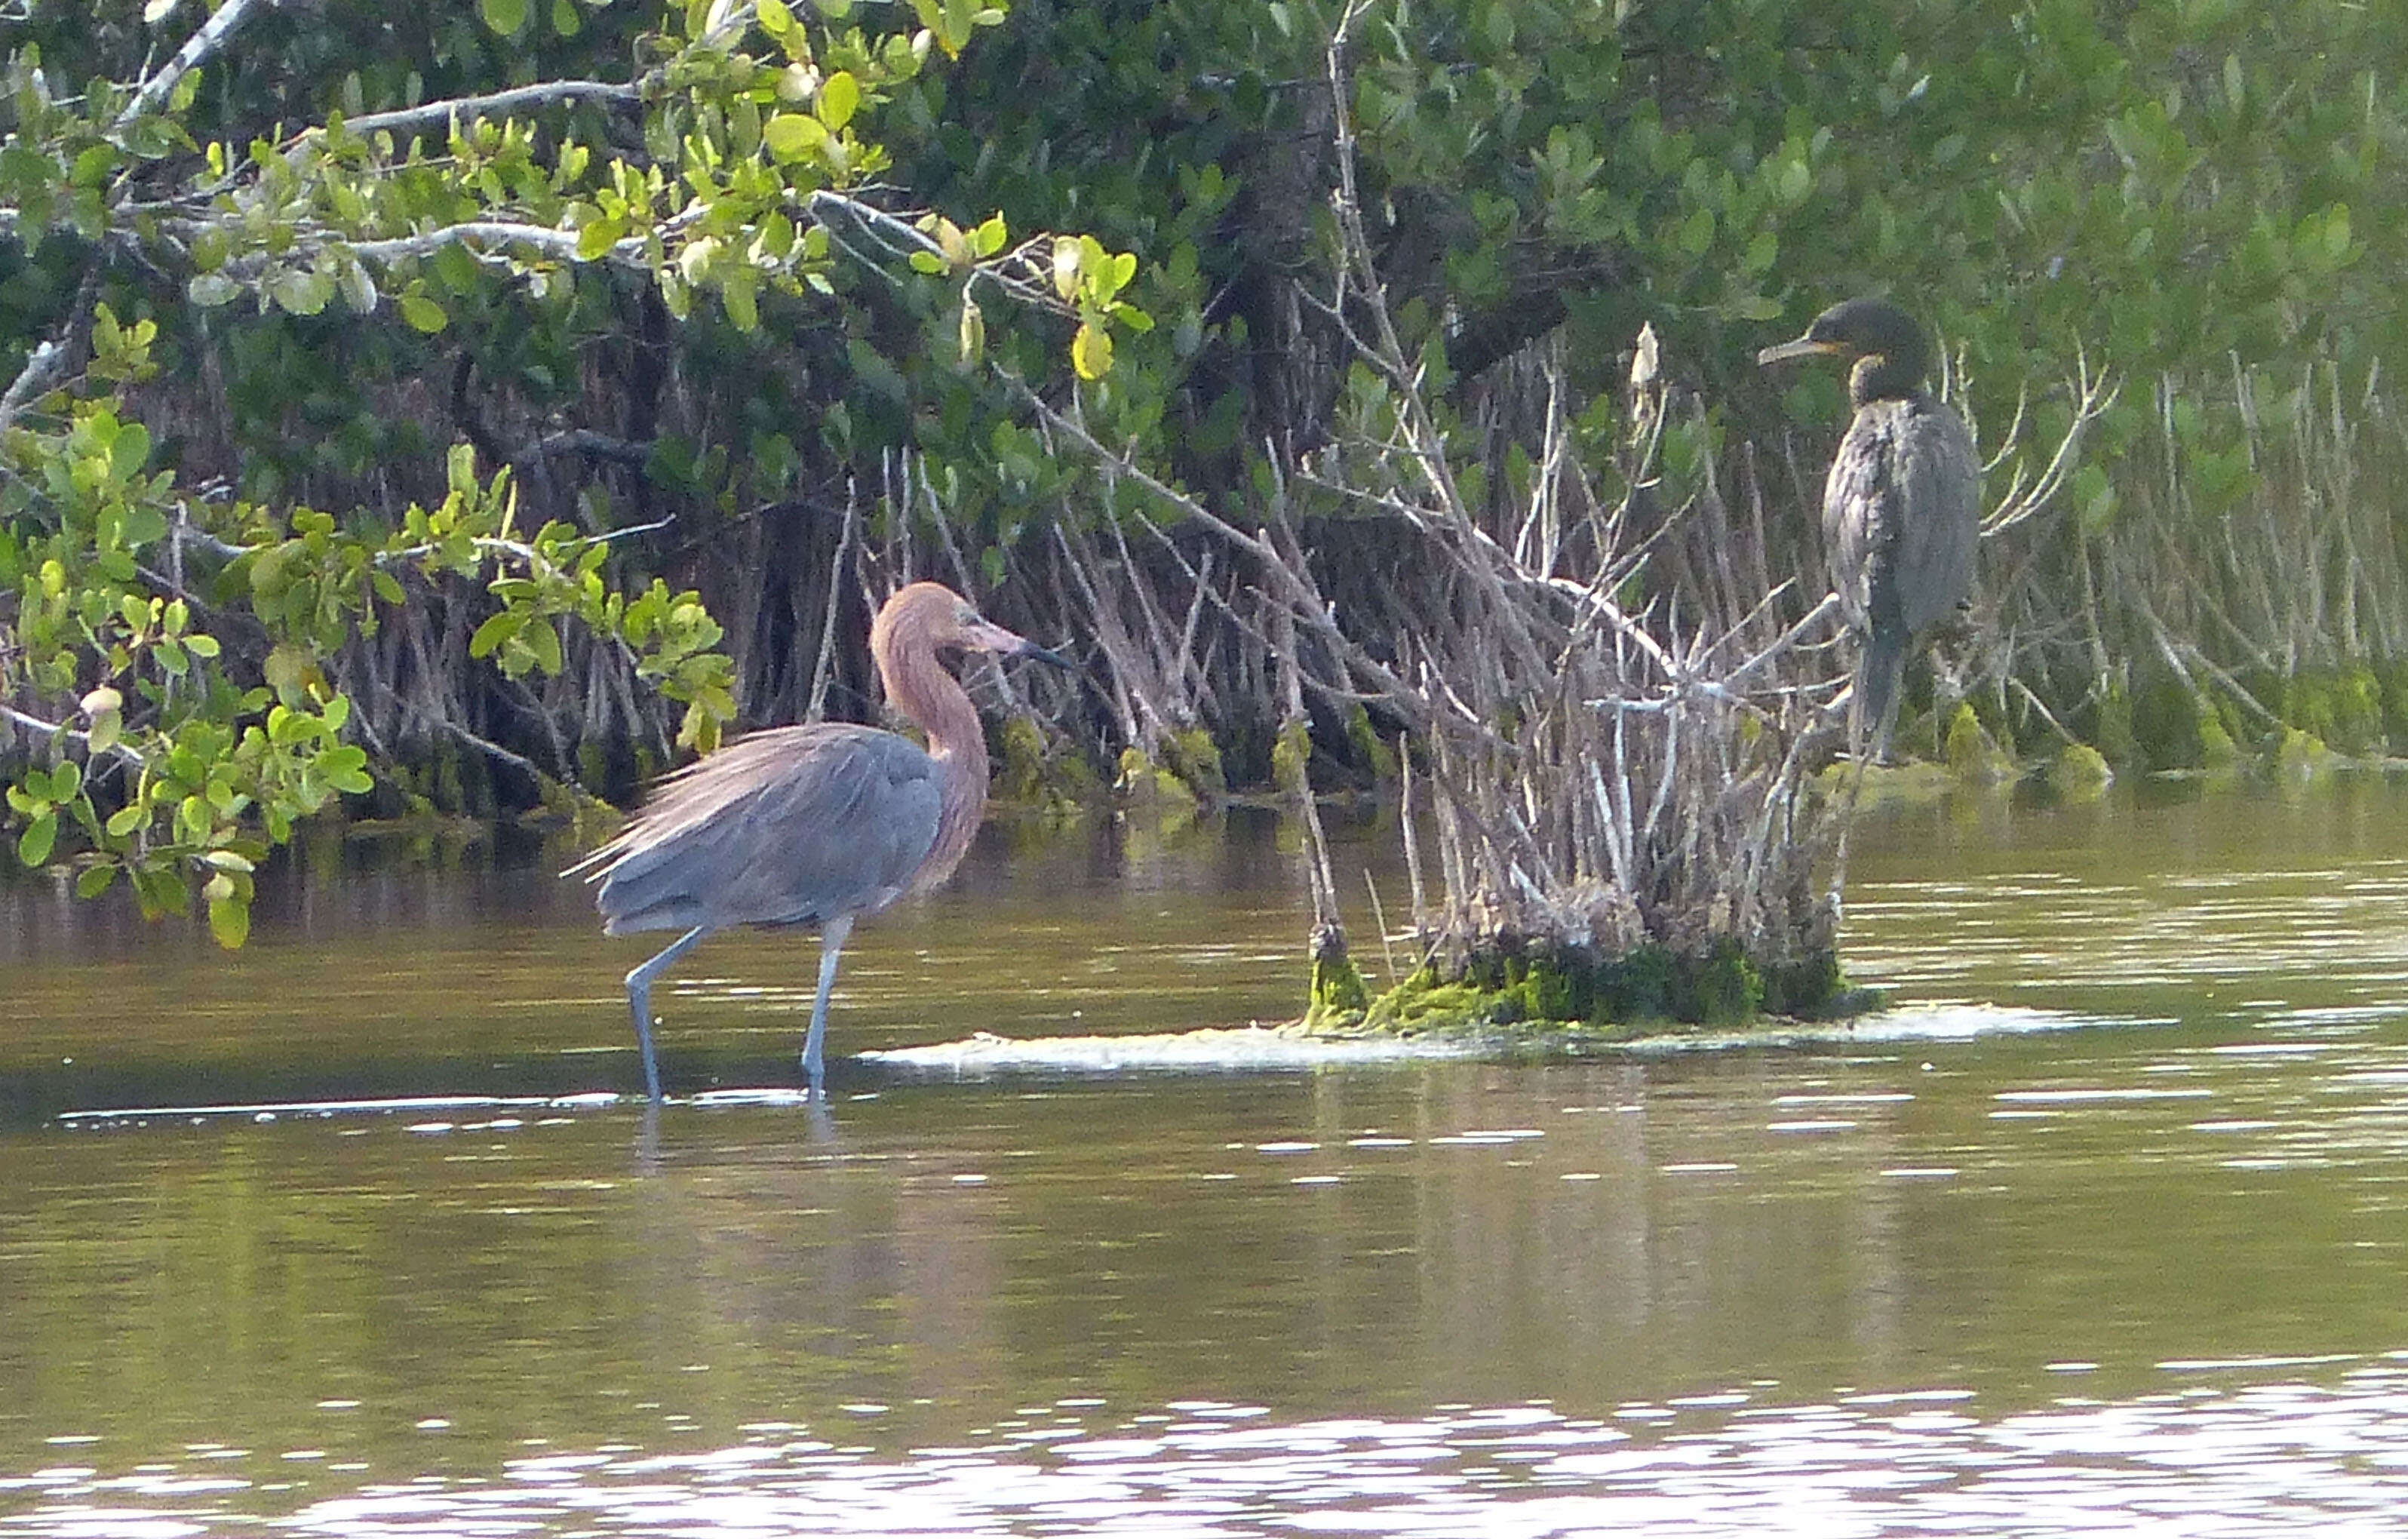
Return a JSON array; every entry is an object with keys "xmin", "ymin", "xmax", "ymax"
[
  {"xmin": 1319, "ymin": 940, "xmax": 1868, "ymax": 1044},
  {"xmin": 1116, "ymin": 745, "xmax": 1196, "ymax": 805},
  {"xmin": 1304, "ymin": 924, "xmax": 1371, "ymax": 1031},
  {"xmin": 1943, "ymin": 702, "xmax": 2016, "ymax": 783},
  {"xmin": 2271, "ymin": 726, "xmax": 2334, "ymax": 782},
  {"xmin": 2050, "ymin": 742, "xmax": 2115, "ymax": 795},
  {"xmin": 1163, "ymin": 726, "xmax": 1227, "ymax": 804}
]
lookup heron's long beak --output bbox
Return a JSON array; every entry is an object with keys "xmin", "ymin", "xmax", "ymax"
[
  {"xmin": 965, "ymin": 618, "xmax": 1074, "ymax": 670},
  {"xmin": 1755, "ymin": 336, "xmax": 1848, "ymax": 366}
]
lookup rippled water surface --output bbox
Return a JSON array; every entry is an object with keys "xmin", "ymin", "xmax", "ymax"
[{"xmin": 7, "ymin": 781, "xmax": 2408, "ymax": 1534}]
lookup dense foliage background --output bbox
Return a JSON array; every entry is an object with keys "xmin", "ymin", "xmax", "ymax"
[{"xmin": 6, "ymin": 0, "xmax": 2407, "ymax": 941}]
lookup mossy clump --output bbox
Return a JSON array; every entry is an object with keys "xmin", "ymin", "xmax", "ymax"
[
  {"xmin": 1116, "ymin": 745, "xmax": 1196, "ymax": 805},
  {"xmin": 2130, "ymin": 671, "xmax": 2206, "ymax": 770},
  {"xmin": 2084, "ymin": 679, "xmax": 2139, "ymax": 769},
  {"xmin": 2283, "ymin": 666, "xmax": 2384, "ymax": 757},
  {"xmin": 1049, "ymin": 747, "xmax": 1105, "ymax": 803},
  {"xmin": 2270, "ymin": 726, "xmax": 2333, "ymax": 782},
  {"xmin": 2332, "ymin": 665, "xmax": 2383, "ymax": 757},
  {"xmin": 1304, "ymin": 926, "xmax": 1371, "ymax": 1031},
  {"xmin": 1943, "ymin": 702, "xmax": 2014, "ymax": 783},
  {"xmin": 1341, "ymin": 937, "xmax": 1855, "ymax": 1040},
  {"xmin": 419, "ymin": 737, "xmax": 498, "ymax": 819},
  {"xmin": 994, "ymin": 714, "xmax": 1049, "ymax": 803},
  {"xmin": 2051, "ymin": 742, "xmax": 2115, "ymax": 794},
  {"xmin": 1163, "ymin": 726, "xmax": 1227, "ymax": 804},
  {"xmin": 1685, "ymin": 938, "xmax": 1765, "ymax": 1028},
  {"xmin": 1761, "ymin": 949, "xmax": 1857, "ymax": 1019},
  {"xmin": 1344, "ymin": 705, "xmax": 1401, "ymax": 782}
]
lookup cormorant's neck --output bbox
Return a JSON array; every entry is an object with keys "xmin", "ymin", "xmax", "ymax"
[{"xmin": 1849, "ymin": 350, "xmax": 1927, "ymax": 407}]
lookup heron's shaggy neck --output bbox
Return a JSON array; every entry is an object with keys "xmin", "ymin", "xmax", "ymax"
[{"xmin": 879, "ymin": 639, "xmax": 990, "ymax": 891}]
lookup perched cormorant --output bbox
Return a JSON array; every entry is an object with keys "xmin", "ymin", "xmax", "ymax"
[{"xmin": 1758, "ymin": 297, "xmax": 1980, "ymax": 760}]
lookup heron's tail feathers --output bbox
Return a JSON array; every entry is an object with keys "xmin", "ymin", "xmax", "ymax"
[{"xmin": 1853, "ymin": 625, "xmax": 1908, "ymax": 763}]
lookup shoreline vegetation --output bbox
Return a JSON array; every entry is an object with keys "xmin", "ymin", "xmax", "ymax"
[{"xmin": 7, "ymin": 1, "xmax": 2407, "ymax": 1038}]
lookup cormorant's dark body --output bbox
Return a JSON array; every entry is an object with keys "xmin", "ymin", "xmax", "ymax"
[{"xmin": 1759, "ymin": 298, "xmax": 1980, "ymax": 757}]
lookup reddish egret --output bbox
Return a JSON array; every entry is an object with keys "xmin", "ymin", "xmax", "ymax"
[
  {"xmin": 570, "ymin": 582, "xmax": 1070, "ymax": 1101},
  {"xmin": 1758, "ymin": 297, "xmax": 1980, "ymax": 759}
]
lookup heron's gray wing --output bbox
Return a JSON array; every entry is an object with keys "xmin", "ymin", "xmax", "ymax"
[
  {"xmin": 585, "ymin": 724, "xmax": 941, "ymax": 935},
  {"xmin": 1888, "ymin": 398, "xmax": 1981, "ymax": 638}
]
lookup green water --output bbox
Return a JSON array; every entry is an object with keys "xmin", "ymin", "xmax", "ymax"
[{"xmin": 5, "ymin": 782, "xmax": 2408, "ymax": 1534}]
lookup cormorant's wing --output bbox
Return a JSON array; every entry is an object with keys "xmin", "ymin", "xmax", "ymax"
[
  {"xmin": 1888, "ymin": 398, "xmax": 1982, "ymax": 639},
  {"xmin": 1820, "ymin": 407, "xmax": 1900, "ymax": 633}
]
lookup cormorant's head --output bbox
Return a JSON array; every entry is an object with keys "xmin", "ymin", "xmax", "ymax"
[{"xmin": 1755, "ymin": 297, "xmax": 1931, "ymax": 404}]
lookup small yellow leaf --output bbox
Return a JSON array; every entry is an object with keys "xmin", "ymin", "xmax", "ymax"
[{"xmin": 1071, "ymin": 321, "xmax": 1113, "ymax": 380}]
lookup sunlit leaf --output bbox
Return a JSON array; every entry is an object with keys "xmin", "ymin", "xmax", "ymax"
[
  {"xmin": 723, "ymin": 274, "xmax": 760, "ymax": 333},
  {"xmin": 1071, "ymin": 322, "xmax": 1113, "ymax": 380},
  {"xmin": 17, "ymin": 811, "xmax": 57, "ymax": 868},
  {"xmin": 207, "ymin": 891, "xmax": 251, "ymax": 949},
  {"xmin": 468, "ymin": 612, "xmax": 519, "ymax": 659},
  {"xmin": 764, "ymin": 112, "xmax": 829, "ymax": 162},
  {"xmin": 819, "ymin": 71, "xmax": 859, "ymax": 132}
]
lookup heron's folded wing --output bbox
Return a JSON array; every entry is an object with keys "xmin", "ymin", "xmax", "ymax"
[{"xmin": 586, "ymin": 725, "xmax": 942, "ymax": 935}]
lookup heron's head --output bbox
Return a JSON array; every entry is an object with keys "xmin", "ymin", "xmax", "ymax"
[
  {"xmin": 1755, "ymin": 297, "xmax": 1931, "ymax": 403},
  {"xmin": 877, "ymin": 582, "xmax": 1073, "ymax": 669}
]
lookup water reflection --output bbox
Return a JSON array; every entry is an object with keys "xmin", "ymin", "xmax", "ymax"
[
  {"xmin": 13, "ymin": 1375, "xmax": 2408, "ymax": 1536},
  {"xmin": 8, "ymin": 782, "xmax": 2408, "ymax": 1534}
]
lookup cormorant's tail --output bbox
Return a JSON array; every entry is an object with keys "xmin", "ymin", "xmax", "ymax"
[{"xmin": 1854, "ymin": 624, "xmax": 1907, "ymax": 763}]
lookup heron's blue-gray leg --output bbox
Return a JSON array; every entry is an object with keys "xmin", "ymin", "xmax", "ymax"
[
  {"xmin": 625, "ymin": 924, "xmax": 708, "ymax": 1102},
  {"xmin": 802, "ymin": 913, "xmax": 854, "ymax": 1098}
]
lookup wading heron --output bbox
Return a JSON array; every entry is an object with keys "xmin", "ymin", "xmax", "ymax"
[
  {"xmin": 1758, "ymin": 296, "xmax": 1980, "ymax": 760},
  {"xmin": 570, "ymin": 581, "xmax": 1070, "ymax": 1101}
]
